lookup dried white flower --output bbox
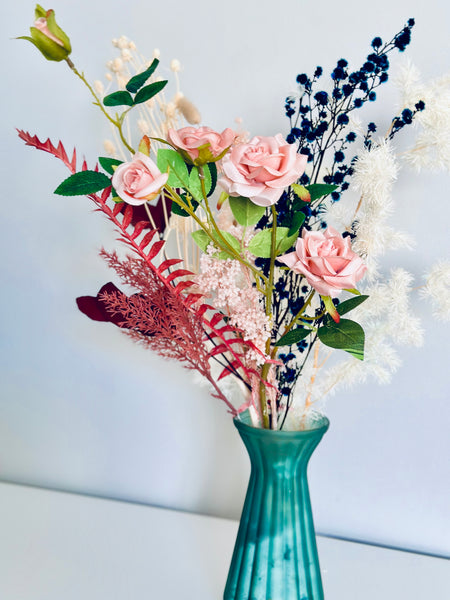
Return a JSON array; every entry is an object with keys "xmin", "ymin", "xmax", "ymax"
[
  {"xmin": 421, "ymin": 261, "xmax": 450, "ymax": 321},
  {"xmin": 137, "ymin": 119, "xmax": 150, "ymax": 135},
  {"xmin": 176, "ymin": 95, "xmax": 201, "ymax": 125},
  {"xmin": 103, "ymin": 139, "xmax": 117, "ymax": 156},
  {"xmin": 93, "ymin": 80, "xmax": 104, "ymax": 96},
  {"xmin": 396, "ymin": 61, "xmax": 450, "ymax": 172}
]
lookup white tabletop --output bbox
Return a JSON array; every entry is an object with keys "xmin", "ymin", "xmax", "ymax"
[{"xmin": 0, "ymin": 481, "xmax": 448, "ymax": 599}]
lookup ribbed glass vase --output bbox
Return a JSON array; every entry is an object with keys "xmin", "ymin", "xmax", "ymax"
[{"xmin": 224, "ymin": 412, "xmax": 329, "ymax": 600}]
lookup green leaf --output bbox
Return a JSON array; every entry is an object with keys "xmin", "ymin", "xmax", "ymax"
[
  {"xmin": 98, "ymin": 157, "xmax": 123, "ymax": 175},
  {"xmin": 171, "ymin": 194, "xmax": 199, "ymax": 217},
  {"xmin": 306, "ymin": 183, "xmax": 338, "ymax": 202},
  {"xmin": 275, "ymin": 327, "xmax": 311, "ymax": 347},
  {"xmin": 277, "ymin": 228, "xmax": 300, "ymax": 255},
  {"xmin": 157, "ymin": 149, "xmax": 190, "ymax": 189},
  {"xmin": 248, "ymin": 227, "xmax": 297, "ymax": 258},
  {"xmin": 287, "ymin": 211, "xmax": 306, "ymax": 236},
  {"xmin": 214, "ymin": 231, "xmax": 241, "ymax": 259},
  {"xmin": 191, "ymin": 229, "xmax": 241, "ymax": 260},
  {"xmin": 323, "ymin": 295, "xmax": 369, "ymax": 326},
  {"xmin": 229, "ymin": 196, "xmax": 266, "ymax": 227},
  {"xmin": 191, "ymin": 230, "xmax": 210, "ymax": 253},
  {"xmin": 336, "ymin": 295, "xmax": 369, "ymax": 316},
  {"xmin": 103, "ymin": 91, "xmax": 134, "ymax": 107},
  {"xmin": 318, "ymin": 318, "xmax": 365, "ymax": 360},
  {"xmin": 188, "ymin": 166, "xmax": 212, "ymax": 201},
  {"xmin": 126, "ymin": 58, "xmax": 159, "ymax": 93},
  {"xmin": 206, "ymin": 162, "xmax": 217, "ymax": 197},
  {"xmin": 134, "ymin": 80, "xmax": 168, "ymax": 105},
  {"xmin": 54, "ymin": 171, "xmax": 111, "ymax": 196}
]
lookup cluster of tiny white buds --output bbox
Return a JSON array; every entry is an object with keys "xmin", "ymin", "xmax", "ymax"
[
  {"xmin": 170, "ymin": 59, "xmax": 181, "ymax": 72},
  {"xmin": 107, "ymin": 57, "xmax": 124, "ymax": 73},
  {"xmin": 121, "ymin": 48, "xmax": 132, "ymax": 62},
  {"xmin": 112, "ymin": 36, "xmax": 131, "ymax": 50}
]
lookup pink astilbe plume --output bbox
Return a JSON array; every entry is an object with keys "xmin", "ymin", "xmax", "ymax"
[{"xmin": 100, "ymin": 251, "xmax": 238, "ymax": 414}]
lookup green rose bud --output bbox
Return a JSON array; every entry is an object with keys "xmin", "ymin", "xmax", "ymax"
[{"xmin": 18, "ymin": 5, "xmax": 71, "ymax": 62}]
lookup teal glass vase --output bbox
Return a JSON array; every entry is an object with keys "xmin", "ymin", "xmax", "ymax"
[{"xmin": 224, "ymin": 413, "xmax": 329, "ymax": 600}]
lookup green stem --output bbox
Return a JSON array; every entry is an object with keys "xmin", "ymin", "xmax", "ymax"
[
  {"xmin": 65, "ymin": 59, "xmax": 135, "ymax": 155},
  {"xmin": 198, "ymin": 168, "xmax": 267, "ymax": 287},
  {"xmin": 258, "ymin": 206, "xmax": 279, "ymax": 429},
  {"xmin": 272, "ymin": 290, "xmax": 316, "ymax": 356}
]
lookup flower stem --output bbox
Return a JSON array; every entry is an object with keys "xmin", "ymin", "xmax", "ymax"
[{"xmin": 65, "ymin": 58, "xmax": 135, "ymax": 155}]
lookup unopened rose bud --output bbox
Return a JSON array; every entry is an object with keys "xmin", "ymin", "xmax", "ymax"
[{"xmin": 18, "ymin": 5, "xmax": 72, "ymax": 62}]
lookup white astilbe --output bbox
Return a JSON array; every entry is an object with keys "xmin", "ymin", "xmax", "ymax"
[
  {"xmin": 350, "ymin": 140, "xmax": 414, "ymax": 277},
  {"xmin": 395, "ymin": 61, "xmax": 450, "ymax": 172},
  {"xmin": 421, "ymin": 261, "xmax": 450, "ymax": 321},
  {"xmin": 195, "ymin": 253, "xmax": 270, "ymax": 365}
]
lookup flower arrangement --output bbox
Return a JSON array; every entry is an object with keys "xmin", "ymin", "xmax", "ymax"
[{"xmin": 18, "ymin": 6, "xmax": 449, "ymax": 431}]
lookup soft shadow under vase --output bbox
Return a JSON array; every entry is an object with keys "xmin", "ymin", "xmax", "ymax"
[{"xmin": 224, "ymin": 413, "xmax": 329, "ymax": 600}]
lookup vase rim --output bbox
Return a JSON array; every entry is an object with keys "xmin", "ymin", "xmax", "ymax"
[{"xmin": 233, "ymin": 411, "xmax": 330, "ymax": 437}]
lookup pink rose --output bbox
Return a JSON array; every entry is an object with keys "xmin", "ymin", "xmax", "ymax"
[
  {"xmin": 278, "ymin": 227, "xmax": 367, "ymax": 296},
  {"xmin": 112, "ymin": 152, "xmax": 168, "ymax": 206},
  {"xmin": 219, "ymin": 134, "xmax": 307, "ymax": 207},
  {"xmin": 167, "ymin": 126, "xmax": 236, "ymax": 164}
]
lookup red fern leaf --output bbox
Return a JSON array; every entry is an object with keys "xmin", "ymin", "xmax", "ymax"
[
  {"xmin": 173, "ymin": 281, "xmax": 196, "ymax": 295},
  {"xmin": 101, "ymin": 186, "xmax": 112, "ymax": 203},
  {"xmin": 157, "ymin": 258, "xmax": 183, "ymax": 274},
  {"xmin": 218, "ymin": 360, "xmax": 241, "ymax": 380},
  {"xmin": 165, "ymin": 269, "xmax": 194, "ymax": 284},
  {"xmin": 139, "ymin": 230, "xmax": 158, "ymax": 250},
  {"xmin": 17, "ymin": 130, "xmax": 77, "ymax": 173},
  {"xmin": 81, "ymin": 159, "xmax": 88, "ymax": 171},
  {"xmin": 209, "ymin": 343, "xmax": 229, "ymax": 357},
  {"xmin": 113, "ymin": 202, "xmax": 124, "ymax": 217},
  {"xmin": 122, "ymin": 205, "xmax": 134, "ymax": 230},
  {"xmin": 146, "ymin": 239, "xmax": 165, "ymax": 259},
  {"xmin": 210, "ymin": 313, "xmax": 225, "ymax": 328},
  {"xmin": 184, "ymin": 293, "xmax": 205, "ymax": 307},
  {"xmin": 131, "ymin": 221, "xmax": 150, "ymax": 240}
]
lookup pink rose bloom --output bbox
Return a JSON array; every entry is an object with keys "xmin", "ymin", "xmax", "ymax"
[
  {"xmin": 278, "ymin": 227, "xmax": 367, "ymax": 296},
  {"xmin": 112, "ymin": 152, "xmax": 168, "ymax": 206},
  {"xmin": 167, "ymin": 126, "xmax": 236, "ymax": 162},
  {"xmin": 219, "ymin": 134, "xmax": 307, "ymax": 207}
]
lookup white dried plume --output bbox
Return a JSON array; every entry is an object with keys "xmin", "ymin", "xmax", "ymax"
[
  {"xmin": 421, "ymin": 261, "xmax": 450, "ymax": 321},
  {"xmin": 350, "ymin": 140, "xmax": 407, "ymax": 278},
  {"xmin": 395, "ymin": 61, "xmax": 450, "ymax": 172},
  {"xmin": 351, "ymin": 139, "xmax": 398, "ymax": 204},
  {"xmin": 176, "ymin": 95, "xmax": 202, "ymax": 125}
]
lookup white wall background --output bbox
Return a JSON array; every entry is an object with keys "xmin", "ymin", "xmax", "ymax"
[{"xmin": 1, "ymin": 0, "xmax": 449, "ymax": 557}]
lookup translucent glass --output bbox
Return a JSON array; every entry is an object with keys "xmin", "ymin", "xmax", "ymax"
[{"xmin": 224, "ymin": 413, "xmax": 329, "ymax": 600}]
